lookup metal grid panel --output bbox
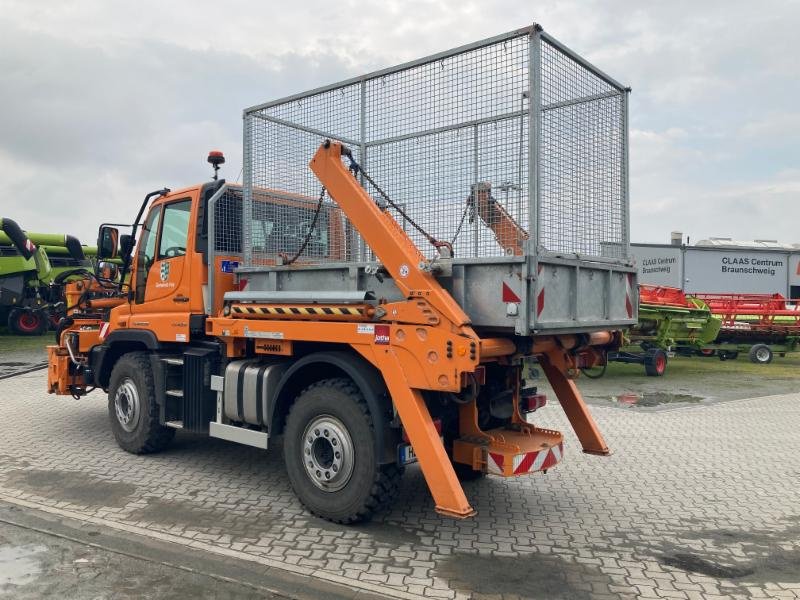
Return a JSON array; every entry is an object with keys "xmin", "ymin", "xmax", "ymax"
[
  {"xmin": 240, "ymin": 26, "xmax": 628, "ymax": 266},
  {"xmin": 212, "ymin": 187, "xmax": 245, "ymax": 257},
  {"xmin": 537, "ymin": 36, "xmax": 627, "ymax": 258}
]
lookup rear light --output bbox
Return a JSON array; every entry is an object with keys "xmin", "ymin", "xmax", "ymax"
[
  {"xmin": 402, "ymin": 418, "xmax": 442, "ymax": 443},
  {"xmin": 520, "ymin": 388, "xmax": 547, "ymax": 413}
]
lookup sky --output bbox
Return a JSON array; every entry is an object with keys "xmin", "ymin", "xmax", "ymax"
[{"xmin": 0, "ymin": 0, "xmax": 798, "ymax": 247}]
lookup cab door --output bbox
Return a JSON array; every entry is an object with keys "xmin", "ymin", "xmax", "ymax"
[{"xmin": 131, "ymin": 199, "xmax": 193, "ymax": 342}]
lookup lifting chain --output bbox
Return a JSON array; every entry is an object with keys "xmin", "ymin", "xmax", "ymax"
[{"xmin": 346, "ymin": 156, "xmax": 453, "ymax": 257}]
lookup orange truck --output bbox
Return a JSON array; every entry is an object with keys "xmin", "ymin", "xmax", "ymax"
[{"xmin": 46, "ymin": 25, "xmax": 637, "ymax": 523}]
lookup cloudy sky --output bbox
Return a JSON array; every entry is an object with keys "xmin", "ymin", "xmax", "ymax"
[{"xmin": 1, "ymin": 0, "xmax": 797, "ymax": 247}]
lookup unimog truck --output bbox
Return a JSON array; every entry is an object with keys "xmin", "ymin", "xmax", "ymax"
[{"xmin": 47, "ymin": 25, "xmax": 637, "ymax": 522}]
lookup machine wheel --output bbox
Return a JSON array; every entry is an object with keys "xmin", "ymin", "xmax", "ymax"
[
  {"xmin": 718, "ymin": 350, "xmax": 739, "ymax": 361},
  {"xmin": 8, "ymin": 308, "xmax": 47, "ymax": 336},
  {"xmin": 644, "ymin": 349, "xmax": 667, "ymax": 377},
  {"xmin": 748, "ymin": 344, "xmax": 773, "ymax": 364},
  {"xmin": 581, "ymin": 363, "xmax": 607, "ymax": 379},
  {"xmin": 283, "ymin": 378, "xmax": 402, "ymax": 524},
  {"xmin": 108, "ymin": 353, "xmax": 175, "ymax": 454},
  {"xmin": 700, "ymin": 349, "xmax": 716, "ymax": 357}
]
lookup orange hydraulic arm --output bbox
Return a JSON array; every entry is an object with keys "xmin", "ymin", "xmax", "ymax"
[
  {"xmin": 310, "ymin": 140, "xmax": 477, "ymax": 517},
  {"xmin": 469, "ymin": 182, "xmax": 528, "ymax": 256},
  {"xmin": 310, "ymin": 141, "xmax": 471, "ymax": 328}
]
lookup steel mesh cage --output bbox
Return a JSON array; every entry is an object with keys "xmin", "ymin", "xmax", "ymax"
[{"xmin": 241, "ymin": 25, "xmax": 629, "ymax": 267}]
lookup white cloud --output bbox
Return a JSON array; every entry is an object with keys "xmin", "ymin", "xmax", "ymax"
[{"xmin": 0, "ymin": 0, "xmax": 798, "ymax": 246}]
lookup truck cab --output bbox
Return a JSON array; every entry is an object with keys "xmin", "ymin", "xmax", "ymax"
[{"xmin": 105, "ymin": 180, "xmax": 345, "ymax": 347}]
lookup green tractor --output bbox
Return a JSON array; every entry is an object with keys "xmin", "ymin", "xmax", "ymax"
[{"xmin": 0, "ymin": 218, "xmax": 90, "ymax": 335}]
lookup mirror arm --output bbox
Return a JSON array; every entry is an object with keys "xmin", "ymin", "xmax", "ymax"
[{"xmin": 118, "ymin": 187, "xmax": 170, "ymax": 291}]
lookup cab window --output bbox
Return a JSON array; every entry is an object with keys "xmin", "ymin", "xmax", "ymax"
[
  {"xmin": 135, "ymin": 206, "xmax": 162, "ymax": 303},
  {"xmin": 158, "ymin": 200, "xmax": 191, "ymax": 259}
]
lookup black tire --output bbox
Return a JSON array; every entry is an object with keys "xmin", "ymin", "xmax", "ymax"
[
  {"xmin": 283, "ymin": 378, "xmax": 402, "ymax": 524},
  {"xmin": 644, "ymin": 349, "xmax": 667, "ymax": 377},
  {"xmin": 748, "ymin": 344, "xmax": 773, "ymax": 364},
  {"xmin": 8, "ymin": 308, "xmax": 48, "ymax": 336},
  {"xmin": 108, "ymin": 352, "xmax": 175, "ymax": 454},
  {"xmin": 719, "ymin": 350, "xmax": 739, "ymax": 361}
]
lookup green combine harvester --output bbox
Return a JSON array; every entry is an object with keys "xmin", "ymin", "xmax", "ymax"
[
  {"xmin": 584, "ymin": 285, "xmax": 722, "ymax": 377},
  {"xmin": 0, "ymin": 218, "xmax": 92, "ymax": 335}
]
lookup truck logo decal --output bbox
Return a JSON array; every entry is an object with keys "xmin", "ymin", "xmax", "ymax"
[
  {"xmin": 374, "ymin": 324, "xmax": 390, "ymax": 345},
  {"xmin": 160, "ymin": 262, "xmax": 170, "ymax": 282}
]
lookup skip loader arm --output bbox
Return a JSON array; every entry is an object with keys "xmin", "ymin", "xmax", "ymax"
[
  {"xmin": 310, "ymin": 140, "xmax": 476, "ymax": 517},
  {"xmin": 309, "ymin": 141, "xmax": 611, "ymax": 518}
]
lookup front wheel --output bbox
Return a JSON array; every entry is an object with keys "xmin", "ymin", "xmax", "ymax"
[
  {"xmin": 644, "ymin": 349, "xmax": 667, "ymax": 377},
  {"xmin": 283, "ymin": 378, "xmax": 402, "ymax": 524},
  {"xmin": 108, "ymin": 353, "xmax": 175, "ymax": 454}
]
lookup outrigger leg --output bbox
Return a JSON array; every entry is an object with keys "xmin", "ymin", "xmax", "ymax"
[{"xmin": 539, "ymin": 350, "xmax": 610, "ymax": 456}]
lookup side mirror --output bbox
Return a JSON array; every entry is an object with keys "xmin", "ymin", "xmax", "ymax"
[
  {"xmin": 97, "ymin": 226, "xmax": 119, "ymax": 260},
  {"xmin": 97, "ymin": 261, "xmax": 120, "ymax": 281},
  {"xmin": 119, "ymin": 234, "xmax": 134, "ymax": 257}
]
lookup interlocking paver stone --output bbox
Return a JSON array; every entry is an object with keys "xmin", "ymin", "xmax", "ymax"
[{"xmin": 0, "ymin": 371, "xmax": 798, "ymax": 599}]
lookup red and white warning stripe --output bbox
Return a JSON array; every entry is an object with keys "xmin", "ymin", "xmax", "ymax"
[
  {"xmin": 625, "ymin": 273, "xmax": 634, "ymax": 318},
  {"xmin": 98, "ymin": 322, "xmax": 110, "ymax": 340},
  {"xmin": 25, "ymin": 239, "xmax": 36, "ymax": 254},
  {"xmin": 486, "ymin": 442, "xmax": 564, "ymax": 476}
]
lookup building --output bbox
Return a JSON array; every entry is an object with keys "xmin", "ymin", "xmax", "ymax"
[{"xmin": 631, "ymin": 233, "xmax": 800, "ymax": 298}]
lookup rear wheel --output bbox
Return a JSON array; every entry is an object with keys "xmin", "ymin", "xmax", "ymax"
[
  {"xmin": 8, "ymin": 308, "xmax": 47, "ymax": 336},
  {"xmin": 748, "ymin": 344, "xmax": 773, "ymax": 364},
  {"xmin": 283, "ymin": 378, "xmax": 402, "ymax": 523},
  {"xmin": 644, "ymin": 349, "xmax": 667, "ymax": 377},
  {"xmin": 108, "ymin": 352, "xmax": 175, "ymax": 454}
]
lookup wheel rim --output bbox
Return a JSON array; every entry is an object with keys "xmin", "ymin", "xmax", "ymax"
[
  {"xmin": 301, "ymin": 415, "xmax": 354, "ymax": 492},
  {"xmin": 655, "ymin": 354, "xmax": 666, "ymax": 373},
  {"xmin": 756, "ymin": 347, "xmax": 770, "ymax": 362},
  {"xmin": 17, "ymin": 312, "xmax": 41, "ymax": 333},
  {"xmin": 114, "ymin": 378, "xmax": 141, "ymax": 432}
]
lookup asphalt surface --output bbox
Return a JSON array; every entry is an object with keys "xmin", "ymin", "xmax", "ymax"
[{"xmin": 0, "ymin": 369, "xmax": 799, "ymax": 599}]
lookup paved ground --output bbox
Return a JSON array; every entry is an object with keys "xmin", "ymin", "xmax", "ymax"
[
  {"xmin": 0, "ymin": 332, "xmax": 47, "ymax": 379},
  {"xmin": 0, "ymin": 506, "xmax": 283, "ymax": 599},
  {"xmin": 0, "ymin": 371, "xmax": 799, "ymax": 599}
]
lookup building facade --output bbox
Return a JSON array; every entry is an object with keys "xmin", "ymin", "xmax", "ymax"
[{"xmin": 631, "ymin": 242, "xmax": 800, "ymax": 298}]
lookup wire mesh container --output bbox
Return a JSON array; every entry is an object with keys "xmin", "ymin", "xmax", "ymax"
[{"xmin": 241, "ymin": 24, "xmax": 629, "ymax": 267}]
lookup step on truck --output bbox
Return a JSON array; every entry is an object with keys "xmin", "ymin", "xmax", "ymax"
[{"xmin": 47, "ymin": 25, "xmax": 637, "ymax": 522}]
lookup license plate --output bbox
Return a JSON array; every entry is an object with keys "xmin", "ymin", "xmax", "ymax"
[{"xmin": 398, "ymin": 444, "xmax": 417, "ymax": 465}]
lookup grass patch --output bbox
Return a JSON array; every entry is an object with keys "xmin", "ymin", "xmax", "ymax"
[
  {"xmin": 603, "ymin": 352, "xmax": 800, "ymax": 380},
  {"xmin": 0, "ymin": 327, "xmax": 51, "ymax": 354}
]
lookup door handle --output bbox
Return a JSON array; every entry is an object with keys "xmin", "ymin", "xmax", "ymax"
[{"xmin": 173, "ymin": 295, "xmax": 190, "ymax": 303}]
